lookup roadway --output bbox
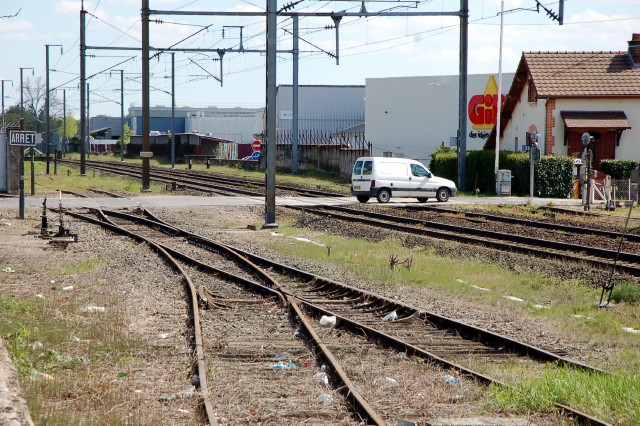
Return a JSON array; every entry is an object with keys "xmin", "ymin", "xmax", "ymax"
[{"xmin": 0, "ymin": 194, "xmax": 585, "ymax": 211}]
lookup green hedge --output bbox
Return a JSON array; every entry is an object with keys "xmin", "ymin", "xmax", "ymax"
[
  {"xmin": 430, "ymin": 148, "xmax": 574, "ymax": 197},
  {"xmin": 600, "ymin": 160, "xmax": 640, "ymax": 180},
  {"xmin": 534, "ymin": 156, "xmax": 574, "ymax": 197}
]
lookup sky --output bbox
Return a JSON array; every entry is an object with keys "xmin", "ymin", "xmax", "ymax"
[{"xmin": 0, "ymin": 1, "xmax": 638, "ymax": 119}]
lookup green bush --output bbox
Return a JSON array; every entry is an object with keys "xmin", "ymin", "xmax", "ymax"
[
  {"xmin": 430, "ymin": 149, "xmax": 574, "ymax": 197},
  {"xmin": 429, "ymin": 147, "xmax": 457, "ymax": 182},
  {"xmin": 600, "ymin": 160, "xmax": 640, "ymax": 180},
  {"xmin": 534, "ymin": 156, "xmax": 574, "ymax": 197},
  {"xmin": 611, "ymin": 282, "xmax": 640, "ymax": 305},
  {"xmin": 466, "ymin": 150, "xmax": 496, "ymax": 193}
]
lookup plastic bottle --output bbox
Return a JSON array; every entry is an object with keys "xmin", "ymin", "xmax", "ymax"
[
  {"xmin": 316, "ymin": 393, "xmax": 333, "ymax": 405},
  {"xmin": 314, "ymin": 372, "xmax": 329, "ymax": 385},
  {"xmin": 383, "ymin": 311, "xmax": 398, "ymax": 321},
  {"xmin": 443, "ymin": 374, "xmax": 459, "ymax": 384}
]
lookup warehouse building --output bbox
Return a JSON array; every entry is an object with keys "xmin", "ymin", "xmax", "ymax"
[
  {"xmin": 128, "ymin": 105, "xmax": 263, "ymax": 144},
  {"xmin": 365, "ymin": 73, "xmax": 514, "ymax": 163}
]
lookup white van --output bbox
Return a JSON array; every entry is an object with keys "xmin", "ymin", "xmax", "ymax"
[{"xmin": 351, "ymin": 157, "xmax": 457, "ymax": 203}]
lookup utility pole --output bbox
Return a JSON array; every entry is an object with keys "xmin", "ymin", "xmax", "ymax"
[
  {"xmin": 264, "ymin": 0, "xmax": 277, "ymax": 227},
  {"xmin": 79, "ymin": 1, "xmax": 87, "ymax": 176},
  {"xmin": 292, "ymin": 15, "xmax": 299, "ymax": 175},
  {"xmin": 141, "ymin": 0, "xmax": 151, "ymax": 191},
  {"xmin": 45, "ymin": 44, "xmax": 63, "ymax": 174},
  {"xmin": 20, "ymin": 67, "xmax": 35, "ymax": 195},
  {"xmin": 495, "ymin": 0, "xmax": 504, "ymax": 195},
  {"xmin": 1, "ymin": 79, "xmax": 12, "ymax": 129},
  {"xmin": 63, "ymin": 89, "xmax": 66, "ymax": 160},
  {"xmin": 457, "ymin": 0, "xmax": 469, "ymax": 192},
  {"xmin": 86, "ymin": 83, "xmax": 90, "ymax": 159},
  {"xmin": 19, "ymin": 69, "xmax": 33, "ymax": 119},
  {"xmin": 171, "ymin": 53, "xmax": 175, "ymax": 168},
  {"xmin": 111, "ymin": 69, "xmax": 125, "ymax": 161}
]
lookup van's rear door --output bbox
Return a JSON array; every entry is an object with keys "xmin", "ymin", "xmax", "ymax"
[{"xmin": 352, "ymin": 159, "xmax": 373, "ymax": 193}]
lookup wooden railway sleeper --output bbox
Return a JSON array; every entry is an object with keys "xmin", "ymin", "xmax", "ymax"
[{"xmin": 287, "ymin": 298, "xmax": 386, "ymax": 426}]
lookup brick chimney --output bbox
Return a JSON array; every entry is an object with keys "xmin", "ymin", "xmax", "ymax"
[{"xmin": 629, "ymin": 33, "xmax": 640, "ymax": 67}]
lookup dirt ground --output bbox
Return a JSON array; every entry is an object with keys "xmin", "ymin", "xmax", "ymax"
[{"xmin": 0, "ymin": 202, "xmax": 616, "ymax": 425}]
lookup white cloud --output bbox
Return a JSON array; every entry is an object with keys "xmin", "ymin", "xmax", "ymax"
[{"xmin": 0, "ymin": 19, "xmax": 35, "ymax": 33}]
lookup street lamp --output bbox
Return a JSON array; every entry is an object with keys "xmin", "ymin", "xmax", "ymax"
[{"xmin": 45, "ymin": 44, "xmax": 63, "ymax": 174}]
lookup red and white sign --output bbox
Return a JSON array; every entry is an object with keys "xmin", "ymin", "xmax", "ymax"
[{"xmin": 251, "ymin": 140, "xmax": 262, "ymax": 151}]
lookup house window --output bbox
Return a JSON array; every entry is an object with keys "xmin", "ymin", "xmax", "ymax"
[{"xmin": 383, "ymin": 151, "xmax": 393, "ymax": 158}]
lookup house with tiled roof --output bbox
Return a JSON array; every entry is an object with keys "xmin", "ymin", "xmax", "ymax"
[{"xmin": 486, "ymin": 33, "xmax": 640, "ymax": 169}]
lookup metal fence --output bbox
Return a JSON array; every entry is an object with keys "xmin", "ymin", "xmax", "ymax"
[
  {"xmin": 277, "ymin": 130, "xmax": 369, "ymax": 150},
  {"xmin": 612, "ymin": 179, "xmax": 639, "ymax": 202}
]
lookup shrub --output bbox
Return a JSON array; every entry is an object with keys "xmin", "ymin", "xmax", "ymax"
[
  {"xmin": 600, "ymin": 160, "xmax": 640, "ymax": 180},
  {"xmin": 534, "ymin": 155, "xmax": 574, "ymax": 198},
  {"xmin": 429, "ymin": 146, "xmax": 457, "ymax": 182},
  {"xmin": 429, "ymin": 148, "xmax": 573, "ymax": 197},
  {"xmin": 611, "ymin": 282, "xmax": 640, "ymax": 305}
]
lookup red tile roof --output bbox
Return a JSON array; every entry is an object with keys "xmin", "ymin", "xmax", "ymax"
[
  {"xmin": 484, "ymin": 50, "xmax": 640, "ymax": 149},
  {"xmin": 524, "ymin": 51, "xmax": 640, "ymax": 97},
  {"xmin": 560, "ymin": 111, "xmax": 631, "ymax": 129}
]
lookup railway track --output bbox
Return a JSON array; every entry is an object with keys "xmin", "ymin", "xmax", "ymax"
[
  {"xmin": 60, "ymin": 205, "xmax": 611, "ymax": 425},
  {"xmin": 300, "ymin": 205, "xmax": 640, "ymax": 278},
  {"xmin": 400, "ymin": 204, "xmax": 640, "ymax": 243},
  {"xmin": 59, "ymin": 159, "xmax": 345, "ymax": 198}
]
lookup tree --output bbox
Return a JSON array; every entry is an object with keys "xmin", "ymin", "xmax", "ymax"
[
  {"xmin": 2, "ymin": 76, "xmax": 68, "ymax": 138},
  {"xmin": 117, "ymin": 123, "xmax": 132, "ymax": 156},
  {"xmin": 52, "ymin": 113, "xmax": 79, "ymax": 141},
  {"xmin": 122, "ymin": 123, "xmax": 132, "ymax": 145}
]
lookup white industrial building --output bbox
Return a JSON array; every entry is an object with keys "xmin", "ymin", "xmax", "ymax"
[
  {"xmin": 365, "ymin": 73, "xmax": 514, "ymax": 163},
  {"xmin": 129, "ymin": 105, "xmax": 263, "ymax": 144},
  {"xmin": 276, "ymin": 85, "xmax": 365, "ymax": 136}
]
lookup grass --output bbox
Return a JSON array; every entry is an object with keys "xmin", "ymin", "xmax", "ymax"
[
  {"xmin": 0, "ymin": 292, "xmax": 168, "ymax": 425},
  {"xmin": 63, "ymin": 152, "xmax": 353, "ymax": 194},
  {"xmin": 488, "ymin": 367, "xmax": 640, "ymax": 425},
  {"xmin": 255, "ymin": 217, "xmax": 640, "ymax": 423},
  {"xmin": 26, "ymin": 158, "xmax": 165, "ymax": 195},
  {"xmin": 48, "ymin": 259, "xmax": 104, "ymax": 276}
]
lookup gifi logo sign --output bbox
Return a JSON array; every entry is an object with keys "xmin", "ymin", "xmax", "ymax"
[{"xmin": 468, "ymin": 75, "xmax": 505, "ymax": 131}]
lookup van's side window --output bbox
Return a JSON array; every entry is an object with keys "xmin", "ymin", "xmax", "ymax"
[
  {"xmin": 362, "ymin": 161, "xmax": 373, "ymax": 175},
  {"xmin": 353, "ymin": 161, "xmax": 363, "ymax": 175},
  {"xmin": 411, "ymin": 164, "xmax": 429, "ymax": 177}
]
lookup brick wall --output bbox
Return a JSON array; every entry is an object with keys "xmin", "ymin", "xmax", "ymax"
[{"xmin": 545, "ymin": 98, "xmax": 556, "ymax": 155}]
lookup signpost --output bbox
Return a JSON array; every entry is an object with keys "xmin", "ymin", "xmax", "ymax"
[
  {"xmin": 10, "ymin": 131, "xmax": 36, "ymax": 220},
  {"xmin": 9, "ymin": 131, "xmax": 37, "ymax": 147},
  {"xmin": 251, "ymin": 140, "xmax": 262, "ymax": 152}
]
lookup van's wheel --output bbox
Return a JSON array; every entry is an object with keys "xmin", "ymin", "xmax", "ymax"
[
  {"xmin": 436, "ymin": 188, "xmax": 450, "ymax": 202},
  {"xmin": 417, "ymin": 197, "xmax": 428, "ymax": 203},
  {"xmin": 356, "ymin": 195, "xmax": 370, "ymax": 203},
  {"xmin": 376, "ymin": 189, "xmax": 391, "ymax": 203}
]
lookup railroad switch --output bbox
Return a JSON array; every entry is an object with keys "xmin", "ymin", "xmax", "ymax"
[{"xmin": 40, "ymin": 196, "xmax": 78, "ymax": 245}]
